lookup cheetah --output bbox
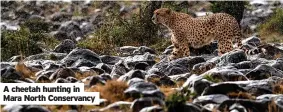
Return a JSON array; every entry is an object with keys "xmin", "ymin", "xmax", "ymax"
[{"xmin": 152, "ymin": 8, "xmax": 242, "ymax": 60}]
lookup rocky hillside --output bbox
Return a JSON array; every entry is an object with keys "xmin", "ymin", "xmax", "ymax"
[{"xmin": 1, "ymin": 1, "xmax": 283, "ymax": 112}]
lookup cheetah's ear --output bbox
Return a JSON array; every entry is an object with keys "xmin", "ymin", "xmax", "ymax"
[{"xmin": 166, "ymin": 9, "xmax": 172, "ymax": 14}]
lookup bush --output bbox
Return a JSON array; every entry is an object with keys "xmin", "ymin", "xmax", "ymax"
[
  {"xmin": 165, "ymin": 88, "xmax": 191, "ymax": 112},
  {"xmin": 78, "ymin": 2, "xmax": 167, "ymax": 55},
  {"xmin": 259, "ymin": 8, "xmax": 283, "ymax": 43},
  {"xmin": 210, "ymin": 1, "xmax": 247, "ymax": 24},
  {"xmin": 1, "ymin": 27, "xmax": 59, "ymax": 61}
]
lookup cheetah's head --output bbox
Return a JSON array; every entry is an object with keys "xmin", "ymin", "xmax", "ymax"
[{"xmin": 152, "ymin": 8, "xmax": 173, "ymax": 25}]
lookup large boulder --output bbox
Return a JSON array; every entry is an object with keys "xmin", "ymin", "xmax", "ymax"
[{"xmin": 60, "ymin": 48, "xmax": 101, "ymax": 67}]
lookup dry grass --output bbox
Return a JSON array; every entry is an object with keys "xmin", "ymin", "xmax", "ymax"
[
  {"xmin": 273, "ymin": 80, "xmax": 283, "ymax": 94},
  {"xmin": 15, "ymin": 61, "xmax": 39, "ymax": 79},
  {"xmin": 86, "ymin": 80, "xmax": 131, "ymax": 103},
  {"xmin": 227, "ymin": 92, "xmax": 255, "ymax": 100},
  {"xmin": 160, "ymin": 85, "xmax": 177, "ymax": 98}
]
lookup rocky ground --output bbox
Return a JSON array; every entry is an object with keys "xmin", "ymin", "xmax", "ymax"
[{"xmin": 1, "ymin": 1, "xmax": 283, "ymax": 112}]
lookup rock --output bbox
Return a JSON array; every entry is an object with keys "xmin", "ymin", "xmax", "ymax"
[
  {"xmin": 167, "ymin": 103, "xmax": 202, "ymax": 112},
  {"xmin": 54, "ymin": 78, "xmax": 70, "ymax": 83},
  {"xmin": 245, "ymin": 64, "xmax": 283, "ymax": 80},
  {"xmin": 131, "ymin": 97, "xmax": 165, "ymax": 112},
  {"xmin": 66, "ymin": 77, "xmax": 78, "ymax": 83},
  {"xmin": 242, "ymin": 35, "xmax": 261, "ymax": 46},
  {"xmin": 119, "ymin": 46, "xmax": 138, "ymax": 56},
  {"xmin": 270, "ymin": 58, "xmax": 283, "ymax": 71},
  {"xmin": 152, "ymin": 56, "xmax": 205, "ymax": 76},
  {"xmin": 53, "ymin": 39, "xmax": 76, "ymax": 53},
  {"xmin": 134, "ymin": 62, "xmax": 150, "ymax": 70},
  {"xmin": 110, "ymin": 60, "xmax": 129, "ymax": 79},
  {"xmin": 99, "ymin": 55, "xmax": 121, "ymax": 65},
  {"xmin": 80, "ymin": 22, "xmax": 94, "ymax": 34},
  {"xmin": 36, "ymin": 75, "xmax": 50, "ymax": 83},
  {"xmin": 217, "ymin": 50, "xmax": 247, "ymax": 67},
  {"xmin": 50, "ymin": 12, "xmax": 72, "ymax": 22},
  {"xmin": 201, "ymin": 67, "xmax": 249, "ymax": 81},
  {"xmin": 182, "ymin": 74, "xmax": 212, "ymax": 96},
  {"xmin": 124, "ymin": 82, "xmax": 165, "ymax": 100},
  {"xmin": 52, "ymin": 31, "xmax": 70, "ymax": 41},
  {"xmin": 95, "ymin": 63, "xmax": 112, "ymax": 74},
  {"xmin": 191, "ymin": 62, "xmax": 216, "ymax": 75},
  {"xmin": 22, "ymin": 105, "xmax": 50, "ymax": 112},
  {"xmin": 147, "ymin": 75, "xmax": 176, "ymax": 86},
  {"xmin": 217, "ymin": 77, "xmax": 282, "ymax": 96},
  {"xmin": 8, "ymin": 55, "xmax": 23, "ymax": 62},
  {"xmin": 256, "ymin": 94, "xmax": 282, "ymax": 101},
  {"xmin": 97, "ymin": 101, "xmax": 132, "ymax": 112},
  {"xmin": 202, "ymin": 83, "xmax": 246, "ymax": 96},
  {"xmin": 49, "ymin": 67, "xmax": 75, "ymax": 80},
  {"xmin": 127, "ymin": 78, "xmax": 145, "ymax": 86},
  {"xmin": 257, "ymin": 44, "xmax": 283, "ymax": 60},
  {"xmin": 88, "ymin": 76, "xmax": 106, "ymax": 87},
  {"xmin": 3, "ymin": 105, "xmax": 50, "ymax": 112},
  {"xmin": 118, "ymin": 70, "xmax": 147, "ymax": 82},
  {"xmin": 193, "ymin": 94, "xmax": 230, "ymax": 105},
  {"xmin": 24, "ymin": 52, "xmax": 67, "ymax": 61},
  {"xmin": 60, "ymin": 48, "xmax": 101, "ymax": 67},
  {"xmin": 1, "ymin": 66, "xmax": 22, "ymax": 81},
  {"xmin": 133, "ymin": 46, "xmax": 156, "ymax": 55},
  {"xmin": 124, "ymin": 53, "xmax": 156, "ymax": 69},
  {"xmin": 139, "ymin": 105, "xmax": 164, "ymax": 112},
  {"xmin": 218, "ymin": 99, "xmax": 269, "ymax": 112}
]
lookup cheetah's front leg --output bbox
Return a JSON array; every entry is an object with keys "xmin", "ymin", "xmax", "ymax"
[{"xmin": 169, "ymin": 43, "xmax": 190, "ymax": 61}]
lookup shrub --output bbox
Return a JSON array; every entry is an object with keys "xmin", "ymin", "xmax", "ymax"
[
  {"xmin": 210, "ymin": 1, "xmax": 247, "ymax": 24},
  {"xmin": 259, "ymin": 8, "xmax": 283, "ymax": 43},
  {"xmin": 165, "ymin": 88, "xmax": 191, "ymax": 112},
  {"xmin": 1, "ymin": 27, "xmax": 59, "ymax": 61},
  {"xmin": 78, "ymin": 2, "xmax": 167, "ymax": 55}
]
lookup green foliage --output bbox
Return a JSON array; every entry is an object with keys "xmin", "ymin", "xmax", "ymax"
[
  {"xmin": 78, "ymin": 2, "xmax": 165, "ymax": 55},
  {"xmin": 203, "ymin": 75, "xmax": 221, "ymax": 83},
  {"xmin": 259, "ymin": 8, "xmax": 283, "ymax": 42},
  {"xmin": 22, "ymin": 19, "xmax": 50, "ymax": 33},
  {"xmin": 211, "ymin": 1, "xmax": 247, "ymax": 24},
  {"xmin": 165, "ymin": 88, "xmax": 191, "ymax": 112},
  {"xmin": 1, "ymin": 27, "xmax": 59, "ymax": 61},
  {"xmin": 162, "ymin": 1, "xmax": 189, "ymax": 13}
]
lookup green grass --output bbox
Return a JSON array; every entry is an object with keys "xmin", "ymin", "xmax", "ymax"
[{"xmin": 259, "ymin": 8, "xmax": 283, "ymax": 43}]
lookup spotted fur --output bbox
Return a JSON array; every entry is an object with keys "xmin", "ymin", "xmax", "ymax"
[{"xmin": 152, "ymin": 8, "xmax": 242, "ymax": 60}]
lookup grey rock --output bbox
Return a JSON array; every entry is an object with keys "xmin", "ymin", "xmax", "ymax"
[
  {"xmin": 245, "ymin": 64, "xmax": 283, "ymax": 80},
  {"xmin": 124, "ymin": 82, "xmax": 165, "ymax": 100},
  {"xmin": 152, "ymin": 56, "xmax": 205, "ymax": 76},
  {"xmin": 60, "ymin": 48, "xmax": 101, "ymax": 67},
  {"xmin": 49, "ymin": 67, "xmax": 75, "ymax": 80},
  {"xmin": 99, "ymin": 55, "xmax": 121, "ymax": 65},
  {"xmin": 193, "ymin": 94, "xmax": 230, "ymax": 105},
  {"xmin": 131, "ymin": 97, "xmax": 165, "ymax": 112},
  {"xmin": 118, "ymin": 70, "xmax": 147, "ymax": 82},
  {"xmin": 54, "ymin": 39, "xmax": 76, "ymax": 53},
  {"xmin": 217, "ymin": 50, "xmax": 247, "ymax": 67}
]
